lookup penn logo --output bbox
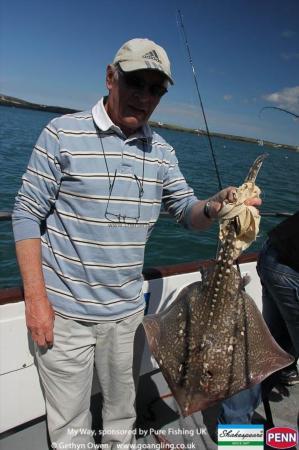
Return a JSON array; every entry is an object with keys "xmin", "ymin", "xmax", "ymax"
[{"xmin": 266, "ymin": 427, "xmax": 298, "ymax": 449}]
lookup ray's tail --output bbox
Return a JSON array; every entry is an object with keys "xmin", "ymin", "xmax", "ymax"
[{"xmin": 245, "ymin": 153, "xmax": 268, "ymax": 183}]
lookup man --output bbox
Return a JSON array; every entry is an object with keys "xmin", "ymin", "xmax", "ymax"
[{"xmin": 13, "ymin": 38, "xmax": 261, "ymax": 449}]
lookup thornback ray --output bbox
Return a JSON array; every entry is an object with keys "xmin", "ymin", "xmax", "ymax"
[{"xmin": 143, "ymin": 154, "xmax": 293, "ymax": 416}]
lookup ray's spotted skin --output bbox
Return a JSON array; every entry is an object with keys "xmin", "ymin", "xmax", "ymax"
[{"xmin": 143, "ymin": 154, "xmax": 293, "ymax": 416}]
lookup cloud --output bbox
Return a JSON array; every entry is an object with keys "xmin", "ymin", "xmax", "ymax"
[
  {"xmin": 281, "ymin": 30, "xmax": 297, "ymax": 38},
  {"xmin": 208, "ymin": 67, "xmax": 226, "ymax": 75},
  {"xmin": 223, "ymin": 94, "xmax": 232, "ymax": 101},
  {"xmin": 263, "ymin": 86, "xmax": 299, "ymax": 114},
  {"xmin": 280, "ymin": 52, "xmax": 299, "ymax": 61}
]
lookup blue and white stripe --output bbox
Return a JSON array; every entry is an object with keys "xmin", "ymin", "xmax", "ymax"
[{"xmin": 12, "ymin": 97, "xmax": 198, "ymax": 321}]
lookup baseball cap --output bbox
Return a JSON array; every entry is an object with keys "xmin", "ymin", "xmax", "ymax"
[{"xmin": 113, "ymin": 38, "xmax": 174, "ymax": 85}]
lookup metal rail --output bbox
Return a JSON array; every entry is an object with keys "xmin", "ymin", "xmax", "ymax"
[
  {"xmin": 0, "ymin": 211, "xmax": 293, "ymax": 222},
  {"xmin": 158, "ymin": 211, "xmax": 293, "ymax": 218}
]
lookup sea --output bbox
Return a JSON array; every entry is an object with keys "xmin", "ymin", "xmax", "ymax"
[{"xmin": 0, "ymin": 105, "xmax": 298, "ymax": 288}]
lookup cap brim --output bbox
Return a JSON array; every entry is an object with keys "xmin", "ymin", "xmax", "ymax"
[{"xmin": 118, "ymin": 61, "xmax": 174, "ymax": 85}]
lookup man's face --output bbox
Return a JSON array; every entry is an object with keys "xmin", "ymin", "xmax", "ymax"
[{"xmin": 105, "ymin": 65, "xmax": 168, "ymax": 136}]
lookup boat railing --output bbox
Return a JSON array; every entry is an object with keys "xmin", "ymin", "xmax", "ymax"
[
  {"xmin": 0, "ymin": 210, "xmax": 294, "ymax": 222},
  {"xmin": 0, "ymin": 209, "xmax": 291, "ymax": 306},
  {"xmin": 0, "ymin": 211, "xmax": 13, "ymax": 221}
]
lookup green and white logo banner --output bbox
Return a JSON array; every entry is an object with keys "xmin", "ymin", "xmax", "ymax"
[{"xmin": 218, "ymin": 425, "xmax": 264, "ymax": 450}]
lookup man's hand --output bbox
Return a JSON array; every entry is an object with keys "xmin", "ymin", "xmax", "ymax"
[
  {"xmin": 208, "ymin": 186, "xmax": 262, "ymax": 219},
  {"xmin": 25, "ymin": 298, "xmax": 55, "ymax": 347},
  {"xmin": 15, "ymin": 238, "xmax": 55, "ymax": 348},
  {"xmin": 189, "ymin": 187, "xmax": 262, "ymax": 230}
]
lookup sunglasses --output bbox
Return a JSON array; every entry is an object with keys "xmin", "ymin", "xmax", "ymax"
[{"xmin": 117, "ymin": 67, "xmax": 168, "ymax": 98}]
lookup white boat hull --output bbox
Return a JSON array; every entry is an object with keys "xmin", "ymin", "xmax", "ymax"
[{"xmin": 0, "ymin": 258, "xmax": 262, "ymax": 433}]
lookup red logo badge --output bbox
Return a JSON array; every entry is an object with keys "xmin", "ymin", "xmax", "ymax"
[{"xmin": 266, "ymin": 427, "xmax": 298, "ymax": 449}]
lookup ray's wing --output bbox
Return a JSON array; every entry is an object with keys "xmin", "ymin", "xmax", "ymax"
[{"xmin": 143, "ymin": 266, "xmax": 293, "ymax": 416}]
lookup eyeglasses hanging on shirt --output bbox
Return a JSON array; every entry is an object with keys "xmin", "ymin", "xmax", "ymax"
[
  {"xmin": 100, "ymin": 136, "xmax": 145, "ymax": 224},
  {"xmin": 105, "ymin": 165, "xmax": 145, "ymax": 223}
]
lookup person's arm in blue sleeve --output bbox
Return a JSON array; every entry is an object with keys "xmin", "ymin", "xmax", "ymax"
[
  {"xmin": 162, "ymin": 147, "xmax": 261, "ymax": 230},
  {"xmin": 12, "ymin": 120, "xmax": 62, "ymax": 348},
  {"xmin": 162, "ymin": 147, "xmax": 198, "ymax": 225},
  {"xmin": 12, "ymin": 121, "xmax": 62, "ymax": 239}
]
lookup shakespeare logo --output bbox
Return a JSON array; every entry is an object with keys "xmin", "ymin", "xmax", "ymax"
[{"xmin": 218, "ymin": 424, "xmax": 264, "ymax": 449}]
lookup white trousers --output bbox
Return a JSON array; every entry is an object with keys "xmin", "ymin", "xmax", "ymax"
[{"xmin": 36, "ymin": 311, "xmax": 144, "ymax": 450}]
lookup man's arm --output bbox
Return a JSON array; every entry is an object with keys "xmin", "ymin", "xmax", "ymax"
[
  {"xmin": 16, "ymin": 239, "xmax": 54, "ymax": 347},
  {"xmin": 12, "ymin": 121, "xmax": 62, "ymax": 347},
  {"xmin": 161, "ymin": 145, "xmax": 261, "ymax": 231}
]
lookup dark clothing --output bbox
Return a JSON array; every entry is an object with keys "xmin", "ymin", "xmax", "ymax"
[
  {"xmin": 218, "ymin": 385, "xmax": 261, "ymax": 424},
  {"xmin": 257, "ymin": 239, "xmax": 299, "ymax": 358},
  {"xmin": 269, "ymin": 211, "xmax": 299, "ymax": 273}
]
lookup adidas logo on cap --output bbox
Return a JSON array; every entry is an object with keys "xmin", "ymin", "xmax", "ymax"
[{"xmin": 142, "ymin": 50, "xmax": 162, "ymax": 64}]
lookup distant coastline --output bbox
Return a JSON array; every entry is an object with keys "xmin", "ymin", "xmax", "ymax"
[
  {"xmin": 1, "ymin": 93, "xmax": 298, "ymax": 152},
  {"xmin": 0, "ymin": 94, "xmax": 77, "ymax": 115}
]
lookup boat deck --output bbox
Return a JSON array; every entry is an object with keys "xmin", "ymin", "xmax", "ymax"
[
  {"xmin": 135, "ymin": 370, "xmax": 298, "ymax": 449},
  {"xmin": 1, "ymin": 369, "xmax": 298, "ymax": 449}
]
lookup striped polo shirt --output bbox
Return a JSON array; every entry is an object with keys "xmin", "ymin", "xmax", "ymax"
[{"xmin": 12, "ymin": 97, "xmax": 198, "ymax": 321}]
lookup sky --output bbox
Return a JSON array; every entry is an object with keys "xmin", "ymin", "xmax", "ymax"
[{"xmin": 1, "ymin": 0, "xmax": 299, "ymax": 146}]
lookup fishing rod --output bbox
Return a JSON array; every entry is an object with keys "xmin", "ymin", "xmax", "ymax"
[
  {"xmin": 177, "ymin": 8, "xmax": 246, "ymax": 269},
  {"xmin": 259, "ymin": 106, "xmax": 299, "ymax": 120},
  {"xmin": 177, "ymin": 9, "xmax": 223, "ymax": 192}
]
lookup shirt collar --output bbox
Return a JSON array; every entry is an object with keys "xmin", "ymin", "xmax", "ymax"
[{"xmin": 91, "ymin": 97, "xmax": 153, "ymax": 142}]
